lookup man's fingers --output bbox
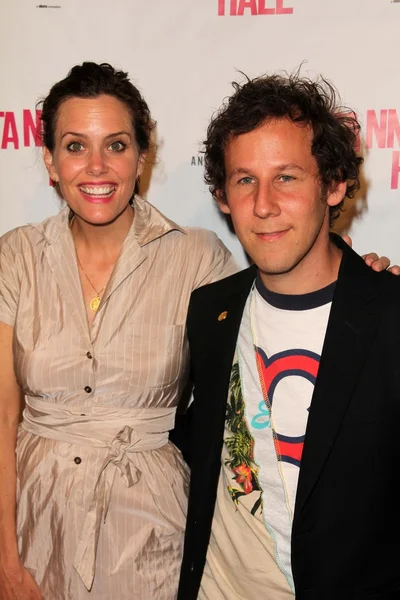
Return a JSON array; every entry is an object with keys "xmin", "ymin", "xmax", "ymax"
[
  {"xmin": 342, "ymin": 234, "xmax": 352, "ymax": 247},
  {"xmin": 362, "ymin": 252, "xmax": 380, "ymax": 266},
  {"xmin": 387, "ymin": 265, "xmax": 400, "ymax": 275}
]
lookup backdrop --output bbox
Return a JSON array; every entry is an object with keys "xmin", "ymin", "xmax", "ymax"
[{"xmin": 1, "ymin": 0, "xmax": 399, "ymax": 266}]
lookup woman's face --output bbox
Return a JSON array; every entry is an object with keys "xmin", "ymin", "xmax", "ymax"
[{"xmin": 43, "ymin": 94, "xmax": 145, "ymax": 226}]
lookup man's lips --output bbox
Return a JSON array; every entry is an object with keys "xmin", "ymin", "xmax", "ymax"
[{"xmin": 254, "ymin": 229, "xmax": 289, "ymax": 242}]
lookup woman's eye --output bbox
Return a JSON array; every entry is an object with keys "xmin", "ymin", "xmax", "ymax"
[
  {"xmin": 109, "ymin": 141, "xmax": 126, "ymax": 152},
  {"xmin": 66, "ymin": 142, "xmax": 83, "ymax": 153}
]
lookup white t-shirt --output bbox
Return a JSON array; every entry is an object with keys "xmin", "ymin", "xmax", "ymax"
[
  {"xmin": 200, "ymin": 275, "xmax": 335, "ymax": 599},
  {"xmin": 240, "ymin": 276, "xmax": 334, "ymax": 588}
]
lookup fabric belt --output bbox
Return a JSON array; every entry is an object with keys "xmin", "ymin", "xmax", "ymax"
[{"xmin": 22, "ymin": 396, "xmax": 176, "ymax": 591}]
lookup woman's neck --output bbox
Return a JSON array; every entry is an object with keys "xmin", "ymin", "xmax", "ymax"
[{"xmin": 70, "ymin": 205, "xmax": 134, "ymax": 257}]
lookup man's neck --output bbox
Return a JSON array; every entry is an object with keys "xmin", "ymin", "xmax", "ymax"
[{"xmin": 259, "ymin": 240, "xmax": 342, "ymax": 295}]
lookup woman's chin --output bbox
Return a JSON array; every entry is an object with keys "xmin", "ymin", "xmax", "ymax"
[{"xmin": 70, "ymin": 204, "xmax": 133, "ymax": 228}]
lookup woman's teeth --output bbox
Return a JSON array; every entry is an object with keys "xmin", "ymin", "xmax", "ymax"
[{"xmin": 79, "ymin": 185, "xmax": 116, "ymax": 197}]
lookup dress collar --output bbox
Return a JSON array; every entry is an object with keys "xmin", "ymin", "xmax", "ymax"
[{"xmin": 32, "ymin": 195, "xmax": 185, "ymax": 246}]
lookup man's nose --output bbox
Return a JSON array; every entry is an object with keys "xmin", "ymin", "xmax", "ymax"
[{"xmin": 253, "ymin": 184, "xmax": 281, "ymax": 218}]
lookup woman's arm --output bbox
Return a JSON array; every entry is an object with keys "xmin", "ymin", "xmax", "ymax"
[
  {"xmin": 0, "ymin": 322, "xmax": 21, "ymax": 567},
  {"xmin": 0, "ymin": 322, "xmax": 42, "ymax": 599}
]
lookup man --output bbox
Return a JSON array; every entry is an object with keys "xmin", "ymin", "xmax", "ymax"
[{"xmin": 176, "ymin": 73, "xmax": 400, "ymax": 599}]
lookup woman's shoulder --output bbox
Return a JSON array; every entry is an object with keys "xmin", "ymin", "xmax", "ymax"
[
  {"xmin": 165, "ymin": 225, "xmax": 232, "ymax": 264},
  {"xmin": 169, "ymin": 226, "xmax": 238, "ymax": 286},
  {"xmin": 0, "ymin": 223, "xmax": 39, "ymax": 253},
  {"xmin": 172, "ymin": 224, "xmax": 226, "ymax": 252},
  {"xmin": 0, "ymin": 211, "xmax": 66, "ymax": 254}
]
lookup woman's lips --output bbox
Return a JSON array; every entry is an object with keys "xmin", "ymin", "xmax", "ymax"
[{"xmin": 78, "ymin": 184, "xmax": 117, "ymax": 203}]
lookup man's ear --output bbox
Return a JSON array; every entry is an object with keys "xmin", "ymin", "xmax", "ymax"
[
  {"xmin": 42, "ymin": 146, "xmax": 58, "ymax": 182},
  {"xmin": 216, "ymin": 190, "xmax": 231, "ymax": 215},
  {"xmin": 327, "ymin": 181, "xmax": 347, "ymax": 208}
]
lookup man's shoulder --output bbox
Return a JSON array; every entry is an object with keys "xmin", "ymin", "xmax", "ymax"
[
  {"xmin": 377, "ymin": 267, "xmax": 400, "ymax": 307},
  {"xmin": 337, "ymin": 245, "xmax": 400, "ymax": 328},
  {"xmin": 341, "ymin": 243, "xmax": 400, "ymax": 294}
]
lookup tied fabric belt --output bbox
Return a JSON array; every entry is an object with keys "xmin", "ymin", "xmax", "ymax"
[{"xmin": 22, "ymin": 396, "xmax": 176, "ymax": 591}]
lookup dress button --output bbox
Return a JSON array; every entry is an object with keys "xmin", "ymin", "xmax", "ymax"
[
  {"xmin": 84, "ymin": 386, "xmax": 92, "ymax": 393},
  {"xmin": 74, "ymin": 457, "xmax": 82, "ymax": 465},
  {"xmin": 86, "ymin": 351, "xmax": 93, "ymax": 359}
]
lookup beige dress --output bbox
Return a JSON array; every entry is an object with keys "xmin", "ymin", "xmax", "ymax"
[{"xmin": 0, "ymin": 196, "xmax": 237, "ymax": 600}]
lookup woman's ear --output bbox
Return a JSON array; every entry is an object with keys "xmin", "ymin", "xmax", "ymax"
[
  {"xmin": 42, "ymin": 146, "xmax": 58, "ymax": 182},
  {"xmin": 137, "ymin": 152, "xmax": 147, "ymax": 179}
]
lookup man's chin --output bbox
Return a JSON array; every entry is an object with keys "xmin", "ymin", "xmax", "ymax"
[{"xmin": 257, "ymin": 262, "xmax": 296, "ymax": 278}]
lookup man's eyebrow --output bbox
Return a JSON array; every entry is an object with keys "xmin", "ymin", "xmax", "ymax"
[
  {"xmin": 228, "ymin": 164, "xmax": 306, "ymax": 178},
  {"xmin": 276, "ymin": 163, "xmax": 306, "ymax": 171},
  {"xmin": 228, "ymin": 168, "xmax": 253, "ymax": 179}
]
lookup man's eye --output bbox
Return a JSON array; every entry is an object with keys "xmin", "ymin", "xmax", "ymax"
[
  {"xmin": 238, "ymin": 176, "xmax": 254, "ymax": 185},
  {"xmin": 109, "ymin": 141, "xmax": 126, "ymax": 152},
  {"xmin": 66, "ymin": 142, "xmax": 83, "ymax": 153},
  {"xmin": 279, "ymin": 175, "xmax": 295, "ymax": 183}
]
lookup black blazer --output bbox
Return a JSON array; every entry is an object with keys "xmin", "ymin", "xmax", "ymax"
[{"xmin": 174, "ymin": 236, "xmax": 400, "ymax": 600}]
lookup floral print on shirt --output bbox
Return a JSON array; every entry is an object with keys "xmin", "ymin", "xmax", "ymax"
[{"xmin": 225, "ymin": 361, "xmax": 262, "ymax": 516}]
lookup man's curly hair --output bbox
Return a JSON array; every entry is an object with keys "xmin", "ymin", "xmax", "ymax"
[{"xmin": 204, "ymin": 72, "xmax": 363, "ymax": 225}]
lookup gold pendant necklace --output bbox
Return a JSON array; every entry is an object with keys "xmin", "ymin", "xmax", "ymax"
[
  {"xmin": 89, "ymin": 295, "xmax": 102, "ymax": 312},
  {"xmin": 70, "ymin": 216, "xmax": 109, "ymax": 313},
  {"xmin": 76, "ymin": 254, "xmax": 106, "ymax": 313}
]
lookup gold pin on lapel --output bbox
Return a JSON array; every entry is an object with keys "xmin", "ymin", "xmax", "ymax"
[{"xmin": 218, "ymin": 311, "xmax": 228, "ymax": 321}]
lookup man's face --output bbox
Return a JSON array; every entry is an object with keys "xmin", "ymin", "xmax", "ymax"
[{"xmin": 219, "ymin": 118, "xmax": 345, "ymax": 289}]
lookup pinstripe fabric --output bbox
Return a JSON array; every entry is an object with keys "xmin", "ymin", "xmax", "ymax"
[{"xmin": 0, "ymin": 196, "xmax": 237, "ymax": 600}]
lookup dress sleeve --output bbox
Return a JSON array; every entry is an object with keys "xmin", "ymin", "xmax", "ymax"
[
  {"xmin": 192, "ymin": 229, "xmax": 239, "ymax": 290},
  {"xmin": 0, "ymin": 232, "xmax": 20, "ymax": 327}
]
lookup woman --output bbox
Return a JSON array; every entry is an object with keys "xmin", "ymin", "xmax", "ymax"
[
  {"xmin": 0, "ymin": 62, "xmax": 393, "ymax": 600},
  {"xmin": 0, "ymin": 62, "xmax": 237, "ymax": 600}
]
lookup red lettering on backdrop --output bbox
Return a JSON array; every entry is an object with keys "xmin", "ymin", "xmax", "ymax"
[
  {"xmin": 237, "ymin": 0, "xmax": 257, "ymax": 15},
  {"xmin": 258, "ymin": 0, "xmax": 275, "ymax": 14},
  {"xmin": 1, "ymin": 112, "xmax": 19, "ymax": 149},
  {"xmin": 391, "ymin": 151, "xmax": 400, "ymax": 190},
  {"xmin": 387, "ymin": 109, "xmax": 400, "ymax": 149},
  {"xmin": 366, "ymin": 110, "xmax": 387, "ymax": 149},
  {"xmin": 23, "ymin": 109, "xmax": 42, "ymax": 147},
  {"xmin": 218, "ymin": 0, "xmax": 293, "ymax": 15},
  {"xmin": 218, "ymin": 0, "xmax": 238, "ymax": 15},
  {"xmin": 365, "ymin": 108, "xmax": 400, "ymax": 189},
  {"xmin": 276, "ymin": 0, "xmax": 293, "ymax": 14}
]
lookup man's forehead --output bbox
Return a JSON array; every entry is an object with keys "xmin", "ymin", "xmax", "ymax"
[
  {"xmin": 223, "ymin": 118, "xmax": 315, "ymax": 164},
  {"xmin": 226, "ymin": 117, "xmax": 312, "ymax": 142}
]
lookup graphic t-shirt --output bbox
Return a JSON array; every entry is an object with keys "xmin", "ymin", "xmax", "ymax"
[{"xmin": 199, "ymin": 276, "xmax": 335, "ymax": 599}]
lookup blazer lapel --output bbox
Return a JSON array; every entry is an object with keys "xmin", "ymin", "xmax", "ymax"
[
  {"xmin": 201, "ymin": 264, "xmax": 256, "ymax": 370},
  {"xmin": 293, "ymin": 240, "xmax": 382, "ymax": 525},
  {"xmin": 190, "ymin": 266, "xmax": 257, "ymax": 446}
]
